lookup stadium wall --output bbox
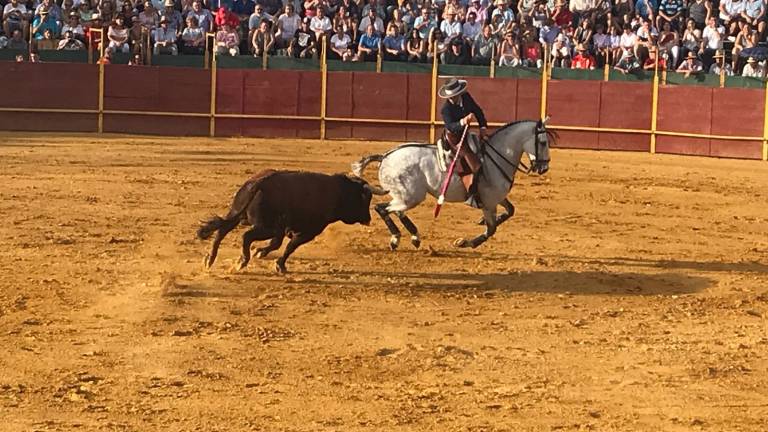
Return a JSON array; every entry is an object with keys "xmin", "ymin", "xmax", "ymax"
[{"xmin": 0, "ymin": 61, "xmax": 765, "ymax": 161}]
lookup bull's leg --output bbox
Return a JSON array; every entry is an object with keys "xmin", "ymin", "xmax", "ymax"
[
  {"xmin": 239, "ymin": 227, "xmax": 275, "ymax": 270},
  {"xmin": 455, "ymin": 207, "xmax": 497, "ymax": 249},
  {"xmin": 477, "ymin": 199, "xmax": 515, "ymax": 226},
  {"xmin": 375, "ymin": 203, "xmax": 402, "ymax": 250},
  {"xmin": 396, "ymin": 211, "xmax": 420, "ymax": 249},
  {"xmin": 275, "ymin": 231, "xmax": 318, "ymax": 274},
  {"xmin": 204, "ymin": 219, "xmax": 240, "ymax": 269},
  {"xmin": 255, "ymin": 234, "xmax": 284, "ymax": 259}
]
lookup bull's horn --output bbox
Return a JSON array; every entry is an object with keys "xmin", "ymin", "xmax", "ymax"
[{"xmin": 364, "ymin": 184, "xmax": 389, "ymax": 195}]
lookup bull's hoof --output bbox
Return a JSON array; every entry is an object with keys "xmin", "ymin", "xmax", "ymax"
[
  {"xmin": 203, "ymin": 254, "xmax": 213, "ymax": 270},
  {"xmin": 477, "ymin": 216, "xmax": 486, "ymax": 225},
  {"xmin": 237, "ymin": 256, "xmax": 249, "ymax": 270},
  {"xmin": 410, "ymin": 235, "xmax": 421, "ymax": 249},
  {"xmin": 453, "ymin": 238, "xmax": 470, "ymax": 248},
  {"xmin": 255, "ymin": 249, "xmax": 269, "ymax": 259},
  {"xmin": 274, "ymin": 260, "xmax": 287, "ymax": 274},
  {"xmin": 389, "ymin": 235, "xmax": 400, "ymax": 251}
]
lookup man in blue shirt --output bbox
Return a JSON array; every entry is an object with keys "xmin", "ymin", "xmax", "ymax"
[
  {"xmin": 357, "ymin": 24, "xmax": 381, "ymax": 61},
  {"xmin": 382, "ymin": 24, "xmax": 405, "ymax": 61},
  {"xmin": 32, "ymin": 8, "xmax": 60, "ymax": 39},
  {"xmin": 635, "ymin": 0, "xmax": 658, "ymax": 21},
  {"xmin": 413, "ymin": 7, "xmax": 435, "ymax": 40}
]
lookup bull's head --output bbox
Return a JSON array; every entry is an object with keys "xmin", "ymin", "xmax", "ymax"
[{"xmin": 341, "ymin": 175, "xmax": 388, "ymax": 226}]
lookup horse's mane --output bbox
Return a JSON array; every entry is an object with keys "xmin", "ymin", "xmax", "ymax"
[{"xmin": 490, "ymin": 119, "xmax": 559, "ymax": 147}]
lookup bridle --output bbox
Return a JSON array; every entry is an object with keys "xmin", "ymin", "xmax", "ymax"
[{"xmin": 483, "ymin": 120, "xmax": 550, "ymax": 189}]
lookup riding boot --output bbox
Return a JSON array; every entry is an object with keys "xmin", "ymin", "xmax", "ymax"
[{"xmin": 461, "ymin": 173, "xmax": 483, "ymax": 208}]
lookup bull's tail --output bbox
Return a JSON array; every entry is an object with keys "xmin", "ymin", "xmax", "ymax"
[
  {"xmin": 351, "ymin": 154, "xmax": 384, "ymax": 177},
  {"xmin": 197, "ymin": 170, "xmax": 275, "ymax": 241}
]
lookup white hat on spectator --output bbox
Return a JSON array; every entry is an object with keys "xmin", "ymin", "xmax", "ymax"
[
  {"xmin": 164, "ymin": 0, "xmax": 174, "ymax": 6},
  {"xmin": 494, "ymin": 0, "xmax": 506, "ymax": 5},
  {"xmin": 438, "ymin": 78, "xmax": 467, "ymax": 98},
  {"xmin": 747, "ymin": 56, "xmax": 756, "ymax": 63},
  {"xmin": 91, "ymin": 12, "xmax": 101, "ymax": 20}
]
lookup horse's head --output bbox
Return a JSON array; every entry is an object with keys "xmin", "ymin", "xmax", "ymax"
[{"xmin": 524, "ymin": 117, "xmax": 553, "ymax": 175}]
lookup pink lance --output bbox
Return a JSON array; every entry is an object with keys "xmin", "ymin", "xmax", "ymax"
[{"xmin": 434, "ymin": 124, "xmax": 470, "ymax": 219}]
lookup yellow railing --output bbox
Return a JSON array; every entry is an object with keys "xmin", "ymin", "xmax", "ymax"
[{"xmin": 4, "ymin": 41, "xmax": 768, "ymax": 160}]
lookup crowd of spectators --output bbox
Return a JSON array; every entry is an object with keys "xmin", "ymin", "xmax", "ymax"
[{"xmin": 0, "ymin": 0, "xmax": 766, "ymax": 75}]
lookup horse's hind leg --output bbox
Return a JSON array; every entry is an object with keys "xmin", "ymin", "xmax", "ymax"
[
  {"xmin": 255, "ymin": 234, "xmax": 284, "ymax": 259},
  {"xmin": 238, "ymin": 226, "xmax": 276, "ymax": 270},
  {"xmin": 396, "ymin": 212, "xmax": 420, "ymax": 248},
  {"xmin": 375, "ymin": 203, "xmax": 402, "ymax": 250}
]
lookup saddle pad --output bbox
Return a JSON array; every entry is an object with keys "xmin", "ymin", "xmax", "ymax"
[{"xmin": 436, "ymin": 134, "xmax": 481, "ymax": 173}]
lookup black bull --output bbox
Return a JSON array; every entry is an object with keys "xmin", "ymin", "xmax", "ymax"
[{"xmin": 197, "ymin": 170, "xmax": 386, "ymax": 273}]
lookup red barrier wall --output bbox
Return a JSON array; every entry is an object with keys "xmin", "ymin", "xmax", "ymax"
[
  {"xmin": 0, "ymin": 60, "xmax": 763, "ymax": 161},
  {"xmin": 103, "ymin": 65, "xmax": 210, "ymax": 135}
]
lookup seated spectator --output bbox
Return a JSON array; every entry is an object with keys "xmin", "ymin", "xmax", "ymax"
[
  {"xmin": 442, "ymin": 37, "xmax": 468, "ymax": 64},
  {"xmin": 232, "ymin": 0, "xmax": 256, "ymax": 18},
  {"xmin": 86, "ymin": 15, "xmax": 104, "ymax": 51},
  {"xmin": 252, "ymin": 19, "xmax": 274, "ymax": 56},
  {"xmin": 657, "ymin": 21, "xmax": 679, "ymax": 67},
  {"xmin": 492, "ymin": 0, "xmax": 515, "ymax": 28},
  {"xmin": 618, "ymin": 23, "xmax": 636, "ymax": 59},
  {"xmin": 215, "ymin": 5, "xmax": 239, "ymax": 31},
  {"xmin": 107, "ymin": 16, "xmax": 130, "ymax": 53},
  {"xmin": 288, "ymin": 17, "xmax": 316, "ymax": 58},
  {"xmin": 188, "ymin": 0, "xmax": 213, "ymax": 33},
  {"xmin": 440, "ymin": 11, "xmax": 462, "ymax": 41},
  {"xmin": 634, "ymin": 0, "xmax": 657, "ymax": 21},
  {"xmin": 522, "ymin": 30, "xmax": 542, "ymax": 67},
  {"xmin": 701, "ymin": 16, "xmax": 725, "ymax": 70},
  {"xmin": 257, "ymin": 0, "xmax": 282, "ymax": 17},
  {"xmin": 303, "ymin": 0, "xmax": 319, "ymax": 19},
  {"xmin": 463, "ymin": 11, "xmax": 481, "ymax": 42},
  {"xmin": 215, "ymin": 21, "xmax": 239, "ymax": 55},
  {"xmin": 406, "ymin": 28, "xmax": 426, "ymax": 62},
  {"xmin": 62, "ymin": 12, "xmax": 85, "ymax": 42},
  {"xmin": 551, "ymin": 0, "xmax": 573, "ymax": 28},
  {"xmin": 361, "ymin": 0, "xmax": 385, "ymax": 20},
  {"xmin": 382, "ymin": 23, "xmax": 406, "ymax": 61},
  {"xmin": 77, "ymin": 1, "xmax": 93, "ymax": 24},
  {"xmin": 467, "ymin": 0, "xmax": 488, "ymax": 23},
  {"xmin": 572, "ymin": 44, "xmax": 596, "ymax": 69},
  {"xmin": 129, "ymin": 52, "xmax": 143, "ymax": 65},
  {"xmin": 276, "ymin": 3, "xmax": 300, "ymax": 50},
  {"xmin": 427, "ymin": 28, "xmax": 448, "ymax": 61},
  {"xmin": 472, "ymin": 24, "xmax": 496, "ymax": 65},
  {"xmin": 116, "ymin": 0, "xmax": 134, "ymax": 23},
  {"xmin": 248, "ymin": 4, "xmax": 270, "ymax": 43},
  {"xmin": 732, "ymin": 21, "xmax": 757, "ymax": 70},
  {"xmin": 443, "ymin": 0, "xmax": 464, "ymax": 21},
  {"xmin": 7, "ymin": 28, "xmax": 27, "ymax": 50},
  {"xmin": 181, "ymin": 15, "xmax": 205, "ymax": 54},
  {"xmin": 676, "ymin": 52, "xmax": 703, "ymax": 77},
  {"xmin": 98, "ymin": 0, "xmax": 115, "ymax": 22},
  {"xmin": 742, "ymin": 56, "xmax": 763, "ymax": 77},
  {"xmin": 3, "ymin": 0, "xmax": 30, "ymax": 41},
  {"xmin": 742, "ymin": 0, "xmax": 765, "ymax": 38},
  {"xmin": 58, "ymin": 29, "xmax": 85, "ymax": 50},
  {"xmin": 329, "ymin": 25, "xmax": 353, "ymax": 60},
  {"xmin": 129, "ymin": 15, "xmax": 144, "ymax": 49},
  {"xmin": 709, "ymin": 50, "xmax": 733, "ymax": 75},
  {"xmin": 592, "ymin": 23, "xmax": 611, "ymax": 66},
  {"xmin": 642, "ymin": 46, "xmax": 666, "ymax": 70},
  {"xmin": 359, "ymin": 8, "xmax": 384, "ymax": 35},
  {"xmin": 356, "ymin": 24, "xmax": 380, "ymax": 61},
  {"xmin": 413, "ymin": 7, "xmax": 436, "ymax": 41},
  {"xmin": 389, "ymin": 9, "xmax": 407, "ymax": 35},
  {"xmin": 139, "ymin": 2, "xmax": 159, "ymax": 32},
  {"xmin": 657, "ymin": 0, "xmax": 684, "ymax": 30},
  {"xmin": 37, "ymin": 28, "xmax": 58, "ymax": 50},
  {"xmin": 36, "ymin": 0, "xmax": 62, "ymax": 24},
  {"xmin": 309, "ymin": 6, "xmax": 332, "ymax": 41},
  {"xmin": 614, "ymin": 50, "xmax": 641, "ymax": 73},
  {"xmin": 161, "ymin": 0, "xmax": 183, "ymax": 34},
  {"xmin": 29, "ymin": 51, "xmax": 40, "ymax": 62},
  {"xmin": 498, "ymin": 30, "xmax": 520, "ymax": 66},
  {"xmin": 154, "ymin": 16, "xmax": 178, "ymax": 55},
  {"xmin": 551, "ymin": 32, "xmax": 572, "ymax": 68},
  {"xmin": 32, "ymin": 8, "xmax": 60, "ymax": 40},
  {"xmin": 719, "ymin": 0, "xmax": 745, "ymax": 33}
]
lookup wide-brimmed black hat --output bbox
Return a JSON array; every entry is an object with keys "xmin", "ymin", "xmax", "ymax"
[{"xmin": 438, "ymin": 78, "xmax": 467, "ymax": 98}]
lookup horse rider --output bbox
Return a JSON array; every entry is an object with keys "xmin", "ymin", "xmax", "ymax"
[{"xmin": 438, "ymin": 77, "xmax": 488, "ymax": 206}]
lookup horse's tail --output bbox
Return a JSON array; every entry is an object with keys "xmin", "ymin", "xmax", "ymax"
[
  {"xmin": 351, "ymin": 154, "xmax": 384, "ymax": 177},
  {"xmin": 196, "ymin": 170, "xmax": 276, "ymax": 240}
]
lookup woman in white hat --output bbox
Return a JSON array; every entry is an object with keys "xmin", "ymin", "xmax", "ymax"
[{"xmin": 438, "ymin": 78, "xmax": 488, "ymax": 207}]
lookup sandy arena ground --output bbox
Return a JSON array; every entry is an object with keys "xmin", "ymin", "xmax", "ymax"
[{"xmin": 0, "ymin": 133, "xmax": 767, "ymax": 431}]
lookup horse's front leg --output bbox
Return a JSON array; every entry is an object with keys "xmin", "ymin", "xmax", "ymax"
[
  {"xmin": 477, "ymin": 198, "xmax": 515, "ymax": 226},
  {"xmin": 455, "ymin": 207, "xmax": 497, "ymax": 248}
]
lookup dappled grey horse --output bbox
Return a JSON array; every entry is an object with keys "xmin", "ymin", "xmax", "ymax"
[{"xmin": 352, "ymin": 119, "xmax": 555, "ymax": 249}]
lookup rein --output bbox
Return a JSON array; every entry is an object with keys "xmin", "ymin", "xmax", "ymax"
[{"xmin": 481, "ymin": 121, "xmax": 547, "ymax": 190}]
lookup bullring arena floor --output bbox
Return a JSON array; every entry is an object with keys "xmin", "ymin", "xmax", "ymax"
[{"xmin": 1, "ymin": 133, "xmax": 767, "ymax": 431}]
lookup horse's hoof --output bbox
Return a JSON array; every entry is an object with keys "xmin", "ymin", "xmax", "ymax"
[
  {"xmin": 274, "ymin": 260, "xmax": 287, "ymax": 274},
  {"xmin": 410, "ymin": 235, "xmax": 421, "ymax": 249},
  {"xmin": 389, "ymin": 236, "xmax": 400, "ymax": 251},
  {"xmin": 453, "ymin": 238, "xmax": 470, "ymax": 248}
]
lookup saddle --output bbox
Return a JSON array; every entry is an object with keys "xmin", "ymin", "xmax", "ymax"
[{"xmin": 435, "ymin": 133, "xmax": 483, "ymax": 172}]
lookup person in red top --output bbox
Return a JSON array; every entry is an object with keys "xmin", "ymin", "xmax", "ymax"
[
  {"xmin": 643, "ymin": 46, "xmax": 667, "ymax": 71},
  {"xmin": 551, "ymin": 0, "xmax": 573, "ymax": 27},
  {"xmin": 571, "ymin": 43, "xmax": 596, "ymax": 69},
  {"xmin": 215, "ymin": 5, "xmax": 239, "ymax": 30}
]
